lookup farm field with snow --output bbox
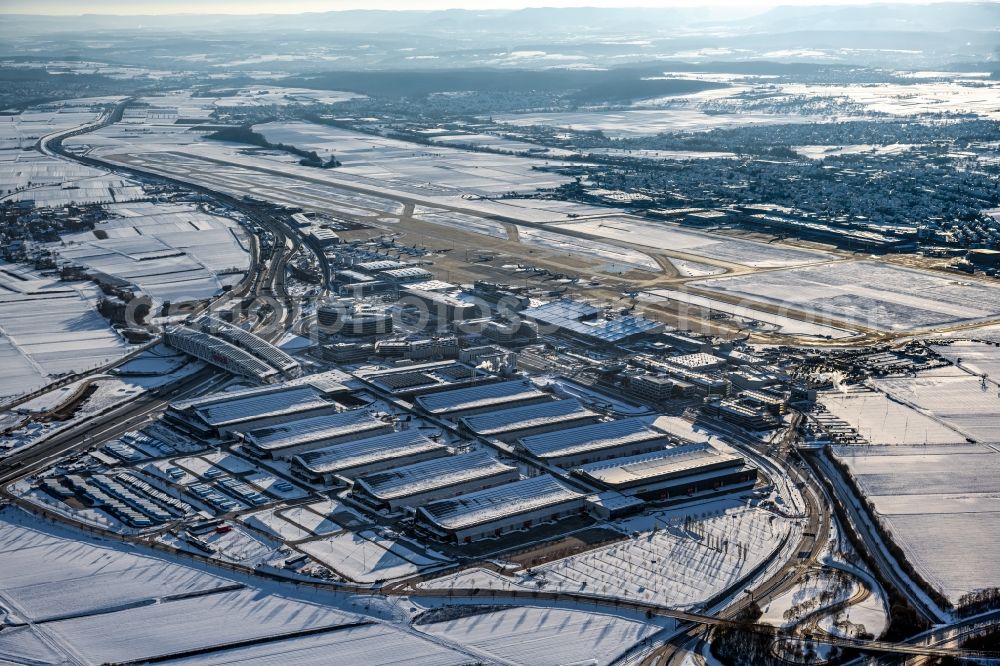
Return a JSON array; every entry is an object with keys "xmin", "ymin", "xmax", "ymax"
[
  {"xmin": 0, "ymin": 509, "xmax": 489, "ymax": 666},
  {"xmin": 833, "ymin": 444, "xmax": 1000, "ymax": 602},
  {"xmin": 56, "ymin": 201, "xmax": 250, "ymax": 303},
  {"xmin": 931, "ymin": 340, "xmax": 1000, "ymax": 380},
  {"xmin": 0, "ymin": 270, "xmax": 130, "ymax": 399},
  {"xmin": 156, "ymin": 623, "xmax": 474, "ymax": 666},
  {"xmin": 873, "ymin": 366, "xmax": 1000, "ymax": 442},
  {"xmin": 549, "ymin": 217, "xmax": 836, "ymax": 269},
  {"xmin": 689, "ymin": 261, "xmax": 1000, "ymax": 332},
  {"xmin": 251, "ymin": 121, "xmax": 574, "ymax": 197},
  {"xmin": 817, "ymin": 388, "xmax": 969, "ymax": 446},
  {"xmin": 418, "ymin": 606, "xmax": 665, "ymax": 666}
]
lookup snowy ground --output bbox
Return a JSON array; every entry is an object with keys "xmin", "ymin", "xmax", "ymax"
[
  {"xmin": 818, "ymin": 387, "xmax": 969, "ymax": 446},
  {"xmin": 418, "ymin": 606, "xmax": 664, "ymax": 666},
  {"xmin": 873, "ymin": 366, "xmax": 1000, "ymax": 442},
  {"xmin": 517, "ymin": 225, "xmax": 660, "ymax": 272},
  {"xmin": 834, "ymin": 444, "xmax": 1000, "ymax": 603},
  {"xmin": 423, "ymin": 502, "xmax": 794, "ymax": 610},
  {"xmin": 643, "ymin": 288, "xmax": 854, "ymax": 339},
  {"xmin": 297, "ymin": 529, "xmax": 450, "ymax": 584},
  {"xmin": 689, "ymin": 261, "xmax": 1000, "ymax": 332},
  {"xmin": 57, "ymin": 201, "xmax": 250, "ymax": 303},
  {"xmin": 0, "ymin": 269, "xmax": 131, "ymax": 400},
  {"xmin": 0, "ymin": 507, "xmax": 498, "ymax": 665},
  {"xmin": 549, "ymin": 217, "xmax": 835, "ymax": 269}
]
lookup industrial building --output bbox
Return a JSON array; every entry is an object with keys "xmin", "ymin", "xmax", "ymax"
[
  {"xmin": 415, "ymin": 474, "xmax": 587, "ymax": 543},
  {"xmin": 574, "ymin": 442, "xmax": 757, "ymax": 502},
  {"xmin": 239, "ymin": 409, "xmax": 392, "ymax": 459},
  {"xmin": 196, "ymin": 316, "xmax": 301, "ymax": 378},
  {"xmin": 354, "ymin": 360, "xmax": 500, "ymax": 398},
  {"xmin": 351, "ymin": 449, "xmax": 520, "ymax": 512},
  {"xmin": 517, "ymin": 417, "xmax": 672, "ymax": 468},
  {"xmin": 309, "ymin": 227, "xmax": 340, "ymax": 246},
  {"xmin": 415, "ymin": 379, "xmax": 551, "ymax": 419},
  {"xmin": 521, "ymin": 299, "xmax": 664, "ymax": 346},
  {"xmin": 380, "ymin": 267, "xmax": 433, "ymax": 283},
  {"xmin": 291, "ymin": 430, "xmax": 450, "ymax": 486},
  {"xmin": 165, "ymin": 383, "xmax": 338, "ymax": 438},
  {"xmin": 401, "ymin": 287, "xmax": 482, "ymax": 323},
  {"xmin": 459, "ymin": 398, "xmax": 600, "ymax": 442},
  {"xmin": 165, "ymin": 326, "xmax": 280, "ymax": 383}
]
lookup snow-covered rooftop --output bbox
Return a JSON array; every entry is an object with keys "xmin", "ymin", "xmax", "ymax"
[
  {"xmin": 577, "ymin": 442, "xmax": 743, "ymax": 487},
  {"xmin": 415, "ymin": 379, "xmax": 548, "ymax": 415},
  {"xmin": 242, "ymin": 409, "xmax": 385, "ymax": 452},
  {"xmin": 460, "ymin": 399, "xmax": 597, "ymax": 436},
  {"xmin": 354, "ymin": 449, "xmax": 518, "ymax": 502},
  {"xmin": 418, "ymin": 474, "xmax": 584, "ymax": 531},
  {"xmin": 293, "ymin": 430, "xmax": 448, "ymax": 476},
  {"xmin": 518, "ymin": 417, "xmax": 669, "ymax": 460},
  {"xmin": 193, "ymin": 385, "xmax": 330, "ymax": 428}
]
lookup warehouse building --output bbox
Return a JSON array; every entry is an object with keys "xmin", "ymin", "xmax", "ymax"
[
  {"xmin": 352, "ymin": 449, "xmax": 520, "ymax": 512},
  {"xmin": 460, "ymin": 398, "xmax": 600, "ymax": 442},
  {"xmin": 401, "ymin": 287, "xmax": 483, "ymax": 323},
  {"xmin": 354, "ymin": 360, "xmax": 500, "ymax": 398},
  {"xmin": 165, "ymin": 326, "xmax": 279, "ymax": 383},
  {"xmin": 165, "ymin": 383, "xmax": 338, "ymax": 438},
  {"xmin": 291, "ymin": 430, "xmax": 450, "ymax": 486},
  {"xmin": 380, "ymin": 267, "xmax": 434, "ymax": 284},
  {"xmin": 415, "ymin": 379, "xmax": 551, "ymax": 419},
  {"xmin": 240, "ymin": 409, "xmax": 392, "ymax": 459},
  {"xmin": 574, "ymin": 442, "xmax": 757, "ymax": 502},
  {"xmin": 517, "ymin": 417, "xmax": 672, "ymax": 468},
  {"xmin": 415, "ymin": 474, "xmax": 587, "ymax": 543}
]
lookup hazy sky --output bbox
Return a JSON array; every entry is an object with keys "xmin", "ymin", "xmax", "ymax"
[{"xmin": 3, "ymin": 0, "xmax": 971, "ymax": 15}]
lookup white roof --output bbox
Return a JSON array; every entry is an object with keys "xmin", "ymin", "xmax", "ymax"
[
  {"xmin": 418, "ymin": 474, "xmax": 583, "ymax": 531},
  {"xmin": 461, "ymin": 399, "xmax": 596, "ymax": 436},
  {"xmin": 193, "ymin": 386, "xmax": 329, "ymax": 428},
  {"xmin": 578, "ymin": 442, "xmax": 742, "ymax": 486},
  {"xmin": 243, "ymin": 409, "xmax": 384, "ymax": 452},
  {"xmin": 294, "ymin": 430, "xmax": 447, "ymax": 475},
  {"xmin": 355, "ymin": 450, "xmax": 517, "ymax": 501},
  {"xmin": 416, "ymin": 379, "xmax": 547, "ymax": 415},
  {"xmin": 518, "ymin": 417, "xmax": 668, "ymax": 460}
]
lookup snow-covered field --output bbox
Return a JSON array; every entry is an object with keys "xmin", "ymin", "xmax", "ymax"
[
  {"xmin": 549, "ymin": 217, "xmax": 835, "ymax": 269},
  {"xmin": 56, "ymin": 201, "xmax": 250, "ymax": 303},
  {"xmin": 0, "ymin": 515, "xmax": 230, "ymax": 622},
  {"xmin": 818, "ymin": 388, "xmax": 969, "ymax": 445},
  {"xmin": 931, "ymin": 340, "xmax": 1000, "ymax": 380},
  {"xmin": 157, "ymin": 623, "xmax": 473, "ymax": 666},
  {"xmin": 296, "ymin": 529, "xmax": 449, "ymax": 583},
  {"xmin": 690, "ymin": 261, "xmax": 1000, "ymax": 331},
  {"xmin": 643, "ymin": 288, "xmax": 854, "ymax": 339},
  {"xmin": 0, "ymin": 508, "xmax": 485, "ymax": 666},
  {"xmin": 418, "ymin": 606, "xmax": 663, "ymax": 665},
  {"xmin": 517, "ymin": 225, "xmax": 661, "ymax": 272},
  {"xmin": 0, "ymin": 268, "xmax": 130, "ymax": 400},
  {"xmin": 873, "ymin": 366, "xmax": 1000, "ymax": 442},
  {"xmin": 834, "ymin": 444, "xmax": 1000, "ymax": 602},
  {"xmin": 252, "ymin": 121, "xmax": 573, "ymax": 198}
]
